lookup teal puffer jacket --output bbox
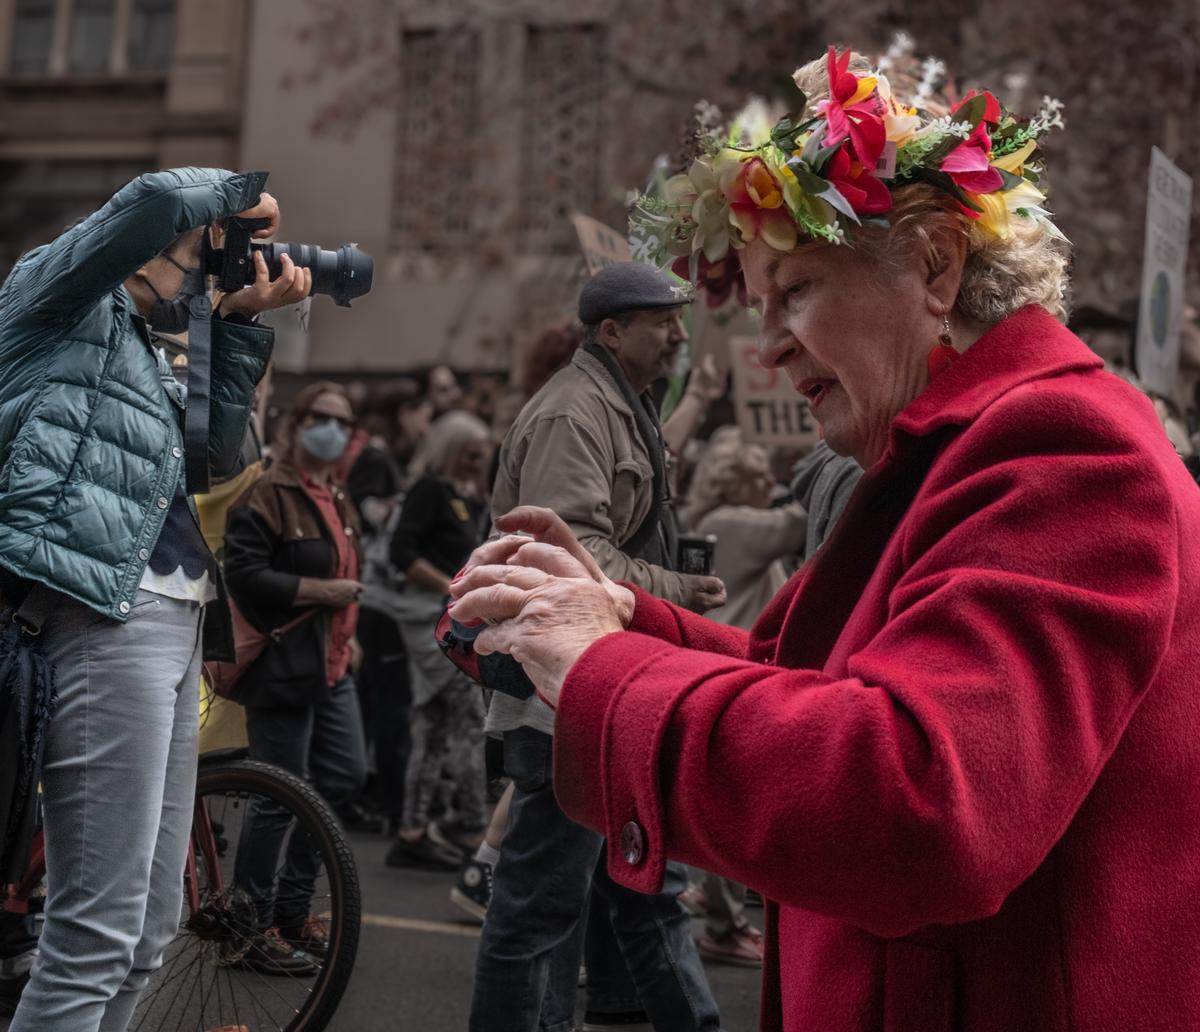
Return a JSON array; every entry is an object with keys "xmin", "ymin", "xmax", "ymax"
[{"xmin": 0, "ymin": 167, "xmax": 274, "ymax": 620}]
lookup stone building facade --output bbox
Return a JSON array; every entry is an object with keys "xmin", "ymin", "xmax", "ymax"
[{"xmin": 0, "ymin": 0, "xmax": 250, "ymax": 273}]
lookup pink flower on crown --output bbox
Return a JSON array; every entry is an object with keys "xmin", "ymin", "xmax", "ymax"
[
  {"xmin": 940, "ymin": 90, "xmax": 1004, "ymax": 198},
  {"xmin": 816, "ymin": 46, "xmax": 886, "ymax": 171}
]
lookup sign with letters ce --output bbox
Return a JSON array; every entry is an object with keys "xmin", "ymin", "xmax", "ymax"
[{"xmin": 728, "ymin": 335, "xmax": 819, "ymax": 448}]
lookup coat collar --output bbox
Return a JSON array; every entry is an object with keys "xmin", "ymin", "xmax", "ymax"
[
  {"xmin": 571, "ymin": 347, "xmax": 637, "ymax": 418},
  {"xmin": 884, "ymin": 305, "xmax": 1102, "ymax": 460}
]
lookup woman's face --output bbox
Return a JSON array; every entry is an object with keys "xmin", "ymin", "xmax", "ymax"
[
  {"xmin": 741, "ymin": 236, "xmax": 935, "ymax": 469},
  {"xmin": 452, "ymin": 440, "xmax": 491, "ymax": 485},
  {"xmin": 734, "ymin": 447, "xmax": 775, "ymax": 509},
  {"xmin": 296, "ymin": 391, "xmax": 355, "ymax": 464}
]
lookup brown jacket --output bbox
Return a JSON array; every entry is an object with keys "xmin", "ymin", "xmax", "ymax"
[{"xmin": 492, "ymin": 349, "xmax": 689, "ymax": 604}]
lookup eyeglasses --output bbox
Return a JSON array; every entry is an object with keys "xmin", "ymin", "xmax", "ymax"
[{"xmin": 301, "ymin": 410, "xmax": 356, "ymax": 430}]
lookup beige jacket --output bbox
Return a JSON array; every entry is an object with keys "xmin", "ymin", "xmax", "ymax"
[{"xmin": 492, "ymin": 348, "xmax": 689, "ymax": 605}]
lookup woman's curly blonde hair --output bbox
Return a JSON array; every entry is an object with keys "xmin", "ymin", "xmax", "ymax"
[
  {"xmin": 793, "ymin": 52, "xmax": 1072, "ymax": 323},
  {"xmin": 684, "ymin": 427, "xmax": 769, "ymax": 527}
]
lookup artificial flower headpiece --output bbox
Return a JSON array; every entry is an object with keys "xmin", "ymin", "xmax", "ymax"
[{"xmin": 629, "ymin": 45, "xmax": 1066, "ymax": 306}]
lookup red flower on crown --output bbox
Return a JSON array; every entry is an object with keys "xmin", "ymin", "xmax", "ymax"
[{"xmin": 817, "ymin": 46, "xmax": 886, "ymax": 171}]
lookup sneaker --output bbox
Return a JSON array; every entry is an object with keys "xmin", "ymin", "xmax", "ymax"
[
  {"xmin": 336, "ymin": 802, "xmax": 385, "ymax": 834},
  {"xmin": 677, "ymin": 880, "xmax": 708, "ymax": 917},
  {"xmin": 449, "ymin": 859, "xmax": 492, "ymax": 922},
  {"xmin": 277, "ymin": 913, "xmax": 329, "ymax": 958},
  {"xmin": 385, "ymin": 830, "xmax": 462, "ymax": 871},
  {"xmin": 697, "ymin": 927, "xmax": 764, "ymax": 968},
  {"xmin": 428, "ymin": 821, "xmax": 478, "ymax": 859},
  {"xmin": 582, "ymin": 1010, "xmax": 653, "ymax": 1031},
  {"xmin": 224, "ymin": 928, "xmax": 320, "ymax": 977}
]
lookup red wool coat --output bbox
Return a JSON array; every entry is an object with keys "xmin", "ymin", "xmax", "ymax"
[{"xmin": 554, "ymin": 306, "xmax": 1200, "ymax": 1032}]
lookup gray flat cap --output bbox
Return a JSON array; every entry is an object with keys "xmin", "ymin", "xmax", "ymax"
[{"xmin": 578, "ymin": 262, "xmax": 695, "ymax": 324}]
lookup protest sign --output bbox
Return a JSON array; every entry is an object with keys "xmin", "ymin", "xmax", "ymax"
[
  {"xmin": 727, "ymin": 335, "xmax": 819, "ymax": 448},
  {"xmin": 1136, "ymin": 147, "xmax": 1193, "ymax": 398},
  {"xmin": 571, "ymin": 213, "xmax": 631, "ymax": 274}
]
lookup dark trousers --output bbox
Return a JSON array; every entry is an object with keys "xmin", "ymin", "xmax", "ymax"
[
  {"xmin": 470, "ymin": 728, "xmax": 722, "ymax": 1032},
  {"xmin": 355, "ymin": 606, "xmax": 412, "ymax": 820},
  {"xmin": 234, "ymin": 675, "xmax": 368, "ymax": 927}
]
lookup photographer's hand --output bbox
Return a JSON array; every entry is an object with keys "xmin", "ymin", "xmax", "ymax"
[
  {"xmin": 235, "ymin": 190, "xmax": 281, "ymax": 238},
  {"xmin": 219, "ymin": 251, "xmax": 312, "ymax": 318}
]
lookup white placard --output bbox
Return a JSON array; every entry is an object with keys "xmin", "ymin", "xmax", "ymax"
[
  {"xmin": 572, "ymin": 213, "xmax": 632, "ymax": 275},
  {"xmin": 1136, "ymin": 147, "xmax": 1193, "ymax": 398},
  {"xmin": 727, "ymin": 335, "xmax": 819, "ymax": 447}
]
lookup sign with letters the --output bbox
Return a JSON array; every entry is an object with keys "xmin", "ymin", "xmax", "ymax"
[
  {"xmin": 727, "ymin": 335, "xmax": 819, "ymax": 448},
  {"xmin": 1136, "ymin": 147, "xmax": 1193, "ymax": 398}
]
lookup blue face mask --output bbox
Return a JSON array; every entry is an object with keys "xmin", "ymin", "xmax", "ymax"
[{"xmin": 299, "ymin": 419, "xmax": 350, "ymax": 462}]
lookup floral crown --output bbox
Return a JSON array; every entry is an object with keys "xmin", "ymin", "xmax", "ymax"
[{"xmin": 629, "ymin": 45, "xmax": 1066, "ymax": 306}]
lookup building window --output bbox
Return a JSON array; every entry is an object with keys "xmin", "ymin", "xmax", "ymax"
[
  {"xmin": 6, "ymin": 0, "xmax": 175, "ymax": 77},
  {"xmin": 69, "ymin": 0, "xmax": 115, "ymax": 75},
  {"xmin": 9, "ymin": 0, "xmax": 55, "ymax": 75},
  {"xmin": 127, "ymin": 0, "xmax": 174, "ymax": 71},
  {"xmin": 392, "ymin": 28, "xmax": 481, "ymax": 254},
  {"xmin": 517, "ymin": 24, "xmax": 606, "ymax": 254}
]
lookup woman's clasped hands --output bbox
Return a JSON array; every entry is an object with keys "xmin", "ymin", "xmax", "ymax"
[{"xmin": 447, "ymin": 507, "xmax": 635, "ymax": 708}]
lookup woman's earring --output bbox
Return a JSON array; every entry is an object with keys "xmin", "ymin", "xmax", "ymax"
[{"xmin": 927, "ymin": 312, "xmax": 958, "ymax": 381}]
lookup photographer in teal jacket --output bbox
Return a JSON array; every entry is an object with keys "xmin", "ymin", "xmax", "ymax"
[{"xmin": 0, "ymin": 167, "xmax": 309, "ymax": 1032}]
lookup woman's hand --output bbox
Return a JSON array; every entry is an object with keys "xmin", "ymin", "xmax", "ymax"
[
  {"xmin": 295, "ymin": 577, "xmax": 362, "ymax": 608},
  {"xmin": 448, "ymin": 553, "xmax": 626, "ymax": 708},
  {"xmin": 455, "ymin": 507, "xmax": 635, "ymax": 627},
  {"xmin": 220, "ymin": 251, "xmax": 312, "ymax": 319}
]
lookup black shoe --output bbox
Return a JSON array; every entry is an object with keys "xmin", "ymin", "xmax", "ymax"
[
  {"xmin": 0, "ymin": 973, "xmax": 29, "ymax": 1019},
  {"xmin": 224, "ymin": 929, "xmax": 320, "ymax": 977},
  {"xmin": 582, "ymin": 1010, "xmax": 653, "ymax": 1031},
  {"xmin": 745, "ymin": 887, "xmax": 764, "ymax": 908},
  {"xmin": 336, "ymin": 802, "xmax": 384, "ymax": 834},
  {"xmin": 385, "ymin": 831, "xmax": 462, "ymax": 871},
  {"xmin": 449, "ymin": 858, "xmax": 492, "ymax": 922},
  {"xmin": 276, "ymin": 914, "xmax": 329, "ymax": 959}
]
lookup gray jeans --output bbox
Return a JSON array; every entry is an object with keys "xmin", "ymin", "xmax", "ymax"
[{"xmin": 10, "ymin": 589, "xmax": 203, "ymax": 1032}]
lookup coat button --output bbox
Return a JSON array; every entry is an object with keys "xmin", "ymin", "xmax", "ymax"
[
  {"xmin": 118, "ymin": 601, "xmax": 130, "ymax": 614},
  {"xmin": 157, "ymin": 496, "xmax": 169, "ymax": 509},
  {"xmin": 620, "ymin": 821, "xmax": 645, "ymax": 866},
  {"xmin": 172, "ymin": 446, "xmax": 182, "ymax": 459},
  {"xmin": 138, "ymin": 548, "xmax": 150, "ymax": 561}
]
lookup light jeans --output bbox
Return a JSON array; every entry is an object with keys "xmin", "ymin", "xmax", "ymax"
[{"xmin": 9, "ymin": 589, "xmax": 203, "ymax": 1032}]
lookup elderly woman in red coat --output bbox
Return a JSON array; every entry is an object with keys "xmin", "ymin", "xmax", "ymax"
[{"xmin": 449, "ymin": 47, "xmax": 1200, "ymax": 1032}]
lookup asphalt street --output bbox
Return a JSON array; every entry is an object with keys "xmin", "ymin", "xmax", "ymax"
[{"xmin": 331, "ymin": 827, "xmax": 763, "ymax": 1031}]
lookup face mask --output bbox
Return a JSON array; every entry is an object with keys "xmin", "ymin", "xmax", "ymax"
[
  {"xmin": 145, "ymin": 252, "xmax": 206, "ymax": 333},
  {"xmin": 300, "ymin": 419, "xmax": 350, "ymax": 462}
]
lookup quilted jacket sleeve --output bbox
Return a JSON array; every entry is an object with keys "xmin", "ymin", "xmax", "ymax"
[
  {"xmin": 13, "ymin": 167, "xmax": 266, "ymax": 331},
  {"xmin": 554, "ymin": 382, "xmax": 1183, "ymax": 939},
  {"xmin": 208, "ymin": 315, "xmax": 274, "ymax": 479}
]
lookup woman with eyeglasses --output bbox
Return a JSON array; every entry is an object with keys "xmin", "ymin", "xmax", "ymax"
[{"xmin": 221, "ymin": 381, "xmax": 369, "ymax": 973}]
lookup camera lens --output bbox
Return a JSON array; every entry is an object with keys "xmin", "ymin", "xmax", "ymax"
[{"xmin": 251, "ymin": 241, "xmax": 373, "ymax": 307}]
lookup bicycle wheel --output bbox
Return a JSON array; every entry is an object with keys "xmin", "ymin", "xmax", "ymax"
[{"xmin": 130, "ymin": 758, "xmax": 361, "ymax": 1032}]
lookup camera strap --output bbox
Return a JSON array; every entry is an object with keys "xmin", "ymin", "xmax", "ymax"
[{"xmin": 183, "ymin": 293, "xmax": 214, "ymax": 495}]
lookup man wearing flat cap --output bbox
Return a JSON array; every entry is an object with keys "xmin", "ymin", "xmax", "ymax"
[{"xmin": 471, "ymin": 262, "xmax": 726, "ymax": 1032}]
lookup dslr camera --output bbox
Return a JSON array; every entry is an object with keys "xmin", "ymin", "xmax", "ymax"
[{"xmin": 204, "ymin": 215, "xmax": 373, "ymax": 307}]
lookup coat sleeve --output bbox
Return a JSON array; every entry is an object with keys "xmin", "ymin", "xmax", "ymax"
[
  {"xmin": 224, "ymin": 490, "xmax": 301, "ymax": 612},
  {"xmin": 14, "ymin": 167, "xmax": 266, "ymax": 333},
  {"xmin": 513, "ymin": 413, "xmax": 691, "ymax": 604},
  {"xmin": 208, "ymin": 315, "xmax": 274, "ymax": 479},
  {"xmin": 554, "ymin": 386, "xmax": 1181, "ymax": 939}
]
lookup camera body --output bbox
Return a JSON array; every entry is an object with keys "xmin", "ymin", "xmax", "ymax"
[{"xmin": 204, "ymin": 216, "xmax": 373, "ymax": 308}]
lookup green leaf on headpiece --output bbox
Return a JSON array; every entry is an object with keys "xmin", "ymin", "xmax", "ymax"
[
  {"xmin": 814, "ymin": 182, "xmax": 861, "ymax": 225},
  {"xmin": 912, "ymin": 167, "xmax": 984, "ymax": 213},
  {"xmin": 956, "ymin": 94, "xmax": 988, "ymax": 132},
  {"xmin": 793, "ymin": 166, "xmax": 828, "ymax": 197},
  {"xmin": 996, "ymin": 168, "xmax": 1025, "ymax": 191}
]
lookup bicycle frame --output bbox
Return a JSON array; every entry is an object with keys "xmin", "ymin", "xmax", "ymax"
[{"xmin": 185, "ymin": 794, "xmax": 225, "ymax": 914}]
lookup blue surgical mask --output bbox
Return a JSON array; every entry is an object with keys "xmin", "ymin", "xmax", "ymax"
[{"xmin": 300, "ymin": 419, "xmax": 350, "ymax": 462}]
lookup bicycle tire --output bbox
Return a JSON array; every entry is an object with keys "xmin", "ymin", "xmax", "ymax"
[{"xmin": 131, "ymin": 758, "xmax": 361, "ymax": 1032}]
